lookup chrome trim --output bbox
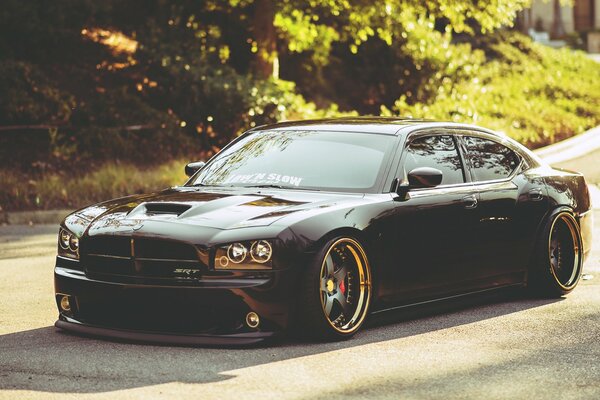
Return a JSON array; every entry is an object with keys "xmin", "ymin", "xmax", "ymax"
[
  {"xmin": 407, "ymin": 183, "xmax": 477, "ymax": 198},
  {"xmin": 85, "ymin": 253, "xmax": 198, "ymax": 263},
  {"xmin": 136, "ymin": 257, "xmax": 199, "ymax": 263},
  {"xmin": 86, "ymin": 253, "xmax": 131, "ymax": 260},
  {"xmin": 469, "ymin": 158, "xmax": 524, "ymax": 187},
  {"xmin": 57, "ymin": 255, "xmax": 80, "ymax": 263},
  {"xmin": 469, "ymin": 178, "xmax": 519, "ymax": 191}
]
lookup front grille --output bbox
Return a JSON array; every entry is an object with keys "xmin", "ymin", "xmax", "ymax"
[
  {"xmin": 74, "ymin": 289, "xmax": 249, "ymax": 334},
  {"xmin": 84, "ymin": 236, "xmax": 131, "ymax": 257},
  {"xmin": 80, "ymin": 236, "xmax": 208, "ymax": 281},
  {"xmin": 135, "ymin": 238, "xmax": 198, "ymax": 260}
]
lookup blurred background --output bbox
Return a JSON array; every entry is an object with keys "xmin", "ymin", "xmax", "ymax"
[{"xmin": 1, "ymin": 0, "xmax": 599, "ymax": 213}]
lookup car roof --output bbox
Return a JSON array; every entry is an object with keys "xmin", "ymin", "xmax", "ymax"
[{"xmin": 252, "ymin": 117, "xmax": 501, "ymax": 137}]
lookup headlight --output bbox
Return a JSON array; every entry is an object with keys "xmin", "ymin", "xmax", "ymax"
[
  {"xmin": 215, "ymin": 240, "xmax": 274, "ymax": 270},
  {"xmin": 59, "ymin": 229, "xmax": 71, "ymax": 249},
  {"xmin": 227, "ymin": 243, "xmax": 248, "ymax": 263},
  {"xmin": 69, "ymin": 235, "xmax": 79, "ymax": 252},
  {"xmin": 58, "ymin": 228, "xmax": 79, "ymax": 260},
  {"xmin": 250, "ymin": 240, "xmax": 272, "ymax": 263}
]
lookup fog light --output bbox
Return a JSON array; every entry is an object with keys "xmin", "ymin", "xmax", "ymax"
[
  {"xmin": 59, "ymin": 295, "xmax": 71, "ymax": 312},
  {"xmin": 246, "ymin": 312, "xmax": 260, "ymax": 328}
]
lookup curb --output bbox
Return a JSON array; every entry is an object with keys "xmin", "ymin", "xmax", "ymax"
[{"xmin": 533, "ymin": 125, "xmax": 600, "ymax": 165}]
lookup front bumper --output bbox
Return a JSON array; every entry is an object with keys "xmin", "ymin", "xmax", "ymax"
[{"xmin": 54, "ymin": 258, "xmax": 297, "ymax": 346}]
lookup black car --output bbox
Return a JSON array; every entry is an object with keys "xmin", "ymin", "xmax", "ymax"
[{"xmin": 54, "ymin": 118, "xmax": 593, "ymax": 345}]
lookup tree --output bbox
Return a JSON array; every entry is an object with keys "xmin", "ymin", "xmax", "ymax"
[
  {"xmin": 551, "ymin": 0, "xmax": 566, "ymax": 38},
  {"xmin": 248, "ymin": 0, "xmax": 532, "ymax": 78},
  {"xmin": 252, "ymin": 0, "xmax": 277, "ymax": 79}
]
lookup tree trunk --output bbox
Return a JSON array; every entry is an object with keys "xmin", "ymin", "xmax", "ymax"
[
  {"xmin": 252, "ymin": 0, "xmax": 278, "ymax": 79},
  {"xmin": 516, "ymin": 8, "xmax": 532, "ymax": 34},
  {"xmin": 551, "ymin": 0, "xmax": 566, "ymax": 39}
]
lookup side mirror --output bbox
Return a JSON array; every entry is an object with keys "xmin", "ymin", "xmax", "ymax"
[
  {"xmin": 407, "ymin": 167, "xmax": 443, "ymax": 189},
  {"xmin": 396, "ymin": 167, "xmax": 443, "ymax": 197},
  {"xmin": 185, "ymin": 161, "xmax": 206, "ymax": 177}
]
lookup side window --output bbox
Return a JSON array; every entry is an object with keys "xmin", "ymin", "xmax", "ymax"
[
  {"xmin": 403, "ymin": 135, "xmax": 465, "ymax": 186},
  {"xmin": 463, "ymin": 136, "xmax": 521, "ymax": 182}
]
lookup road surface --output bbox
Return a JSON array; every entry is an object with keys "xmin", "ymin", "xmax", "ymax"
[{"xmin": 0, "ymin": 208, "xmax": 599, "ymax": 399}]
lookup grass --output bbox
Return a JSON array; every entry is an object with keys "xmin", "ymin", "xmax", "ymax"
[
  {"xmin": 0, "ymin": 159, "xmax": 188, "ymax": 212},
  {"xmin": 387, "ymin": 33, "xmax": 600, "ymax": 149}
]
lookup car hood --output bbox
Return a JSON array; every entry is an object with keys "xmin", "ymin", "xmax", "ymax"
[{"xmin": 65, "ymin": 186, "xmax": 366, "ymax": 237}]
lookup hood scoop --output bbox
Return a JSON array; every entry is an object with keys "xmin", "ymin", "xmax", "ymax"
[
  {"xmin": 145, "ymin": 202, "xmax": 191, "ymax": 216},
  {"xmin": 129, "ymin": 202, "xmax": 192, "ymax": 218}
]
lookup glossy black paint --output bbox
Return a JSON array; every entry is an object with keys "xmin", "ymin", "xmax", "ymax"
[
  {"xmin": 54, "ymin": 118, "xmax": 593, "ymax": 344},
  {"xmin": 185, "ymin": 161, "xmax": 206, "ymax": 177},
  {"xmin": 406, "ymin": 167, "xmax": 444, "ymax": 189}
]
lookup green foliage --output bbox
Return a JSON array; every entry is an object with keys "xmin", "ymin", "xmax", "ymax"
[
  {"xmin": 0, "ymin": 160, "xmax": 188, "ymax": 211},
  {"xmin": 0, "ymin": 60, "xmax": 195, "ymax": 169},
  {"xmin": 383, "ymin": 32, "xmax": 600, "ymax": 148},
  {"xmin": 0, "ymin": 61, "xmax": 75, "ymax": 125},
  {"xmin": 272, "ymin": 0, "xmax": 531, "ymax": 66},
  {"xmin": 292, "ymin": 12, "xmax": 487, "ymax": 113}
]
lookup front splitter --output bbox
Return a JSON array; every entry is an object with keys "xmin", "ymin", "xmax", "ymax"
[{"xmin": 55, "ymin": 318, "xmax": 279, "ymax": 347}]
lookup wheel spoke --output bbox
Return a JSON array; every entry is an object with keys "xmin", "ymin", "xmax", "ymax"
[
  {"xmin": 324, "ymin": 295, "xmax": 334, "ymax": 317},
  {"xmin": 325, "ymin": 254, "xmax": 334, "ymax": 276},
  {"xmin": 333, "ymin": 291, "xmax": 352, "ymax": 317},
  {"xmin": 333, "ymin": 264, "xmax": 348, "ymax": 282},
  {"xmin": 320, "ymin": 278, "xmax": 329, "ymax": 292}
]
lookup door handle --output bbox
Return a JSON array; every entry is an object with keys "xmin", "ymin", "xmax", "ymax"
[
  {"xmin": 462, "ymin": 194, "xmax": 478, "ymax": 209},
  {"xmin": 528, "ymin": 188, "xmax": 544, "ymax": 201}
]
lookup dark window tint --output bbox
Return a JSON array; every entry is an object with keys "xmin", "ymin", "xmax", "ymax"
[
  {"xmin": 403, "ymin": 135, "xmax": 465, "ymax": 185},
  {"xmin": 190, "ymin": 130, "xmax": 395, "ymax": 192},
  {"xmin": 463, "ymin": 136, "xmax": 520, "ymax": 182}
]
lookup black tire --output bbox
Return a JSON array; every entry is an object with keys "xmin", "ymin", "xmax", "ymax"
[
  {"xmin": 297, "ymin": 237, "xmax": 372, "ymax": 341},
  {"xmin": 529, "ymin": 210, "xmax": 583, "ymax": 297}
]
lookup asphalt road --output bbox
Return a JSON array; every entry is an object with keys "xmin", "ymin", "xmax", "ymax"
[{"xmin": 0, "ymin": 210, "xmax": 599, "ymax": 400}]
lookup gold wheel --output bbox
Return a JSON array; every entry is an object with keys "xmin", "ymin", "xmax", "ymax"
[
  {"xmin": 318, "ymin": 238, "xmax": 371, "ymax": 334},
  {"xmin": 548, "ymin": 212, "xmax": 582, "ymax": 290}
]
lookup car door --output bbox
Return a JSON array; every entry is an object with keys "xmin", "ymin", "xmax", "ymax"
[
  {"xmin": 459, "ymin": 133, "xmax": 549, "ymax": 286},
  {"xmin": 377, "ymin": 132, "xmax": 482, "ymax": 307}
]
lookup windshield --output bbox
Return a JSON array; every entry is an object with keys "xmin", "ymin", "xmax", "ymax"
[{"xmin": 188, "ymin": 130, "xmax": 395, "ymax": 192}]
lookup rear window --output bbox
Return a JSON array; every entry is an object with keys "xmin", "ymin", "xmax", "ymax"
[{"xmin": 463, "ymin": 136, "xmax": 520, "ymax": 182}]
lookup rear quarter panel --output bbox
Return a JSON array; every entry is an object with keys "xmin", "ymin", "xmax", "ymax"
[{"xmin": 544, "ymin": 167, "xmax": 593, "ymax": 261}]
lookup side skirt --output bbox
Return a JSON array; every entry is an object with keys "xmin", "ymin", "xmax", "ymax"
[{"xmin": 369, "ymin": 283, "xmax": 526, "ymax": 317}]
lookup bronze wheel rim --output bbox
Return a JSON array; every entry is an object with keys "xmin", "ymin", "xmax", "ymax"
[
  {"xmin": 548, "ymin": 213, "xmax": 581, "ymax": 290},
  {"xmin": 319, "ymin": 238, "xmax": 371, "ymax": 334}
]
